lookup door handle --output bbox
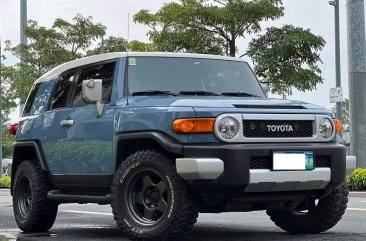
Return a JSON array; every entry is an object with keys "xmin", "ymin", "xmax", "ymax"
[{"xmin": 60, "ymin": 119, "xmax": 74, "ymax": 127}]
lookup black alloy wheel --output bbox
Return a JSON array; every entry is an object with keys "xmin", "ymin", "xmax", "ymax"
[
  {"xmin": 15, "ymin": 177, "xmax": 33, "ymax": 219},
  {"xmin": 127, "ymin": 169, "xmax": 169, "ymax": 226},
  {"xmin": 111, "ymin": 150, "xmax": 198, "ymax": 241},
  {"xmin": 13, "ymin": 161, "xmax": 58, "ymax": 232}
]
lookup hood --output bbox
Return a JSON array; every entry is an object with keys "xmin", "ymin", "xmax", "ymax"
[{"xmin": 125, "ymin": 96, "xmax": 325, "ymax": 110}]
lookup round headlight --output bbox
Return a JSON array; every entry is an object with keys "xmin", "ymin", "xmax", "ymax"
[
  {"xmin": 218, "ymin": 117, "xmax": 239, "ymax": 139},
  {"xmin": 319, "ymin": 118, "xmax": 333, "ymax": 139}
]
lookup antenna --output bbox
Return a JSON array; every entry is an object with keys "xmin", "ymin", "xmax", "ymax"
[{"xmin": 127, "ymin": 13, "xmax": 130, "ymax": 47}]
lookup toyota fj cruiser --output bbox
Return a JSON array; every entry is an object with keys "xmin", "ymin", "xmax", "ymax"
[{"xmin": 11, "ymin": 52, "xmax": 356, "ymax": 241}]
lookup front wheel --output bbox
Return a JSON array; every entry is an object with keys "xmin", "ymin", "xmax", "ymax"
[
  {"xmin": 111, "ymin": 150, "xmax": 198, "ymax": 241},
  {"xmin": 13, "ymin": 161, "xmax": 58, "ymax": 232},
  {"xmin": 267, "ymin": 183, "xmax": 349, "ymax": 234}
]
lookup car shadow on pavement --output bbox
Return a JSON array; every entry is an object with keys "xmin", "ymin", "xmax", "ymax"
[
  {"xmin": 186, "ymin": 226, "xmax": 363, "ymax": 241},
  {"xmin": 3, "ymin": 226, "xmax": 365, "ymax": 241}
]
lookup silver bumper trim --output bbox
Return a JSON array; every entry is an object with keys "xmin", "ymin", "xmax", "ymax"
[
  {"xmin": 176, "ymin": 158, "xmax": 224, "ymax": 180},
  {"xmin": 245, "ymin": 168, "xmax": 331, "ymax": 192},
  {"xmin": 346, "ymin": 156, "xmax": 357, "ymax": 175}
]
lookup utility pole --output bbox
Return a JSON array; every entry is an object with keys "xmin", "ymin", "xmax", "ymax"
[
  {"xmin": 20, "ymin": 0, "xmax": 28, "ymax": 47},
  {"xmin": 0, "ymin": 20, "xmax": 3, "ymax": 178},
  {"xmin": 331, "ymin": 0, "xmax": 343, "ymax": 126},
  {"xmin": 347, "ymin": 0, "xmax": 366, "ymax": 168},
  {"xmin": 19, "ymin": 0, "xmax": 27, "ymax": 117}
]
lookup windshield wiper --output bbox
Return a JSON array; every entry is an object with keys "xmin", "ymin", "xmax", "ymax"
[
  {"xmin": 132, "ymin": 90, "xmax": 180, "ymax": 96},
  {"xmin": 221, "ymin": 92, "xmax": 260, "ymax": 97},
  {"xmin": 179, "ymin": 90, "xmax": 221, "ymax": 96}
]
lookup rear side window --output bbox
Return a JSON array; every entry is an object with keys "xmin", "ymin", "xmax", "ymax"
[
  {"xmin": 73, "ymin": 62, "xmax": 116, "ymax": 107},
  {"xmin": 51, "ymin": 71, "xmax": 75, "ymax": 109},
  {"xmin": 23, "ymin": 81, "xmax": 55, "ymax": 116},
  {"xmin": 23, "ymin": 83, "xmax": 41, "ymax": 116},
  {"xmin": 30, "ymin": 81, "xmax": 54, "ymax": 115}
]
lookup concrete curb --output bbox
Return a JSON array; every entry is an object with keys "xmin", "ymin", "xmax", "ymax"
[
  {"xmin": 349, "ymin": 192, "xmax": 366, "ymax": 198},
  {"xmin": 0, "ymin": 189, "xmax": 11, "ymax": 196}
]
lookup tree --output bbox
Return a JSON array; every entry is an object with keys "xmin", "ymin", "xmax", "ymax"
[
  {"xmin": 2, "ymin": 14, "xmax": 154, "ymax": 121},
  {"xmin": 88, "ymin": 36, "xmax": 128, "ymax": 55},
  {"xmin": 247, "ymin": 25, "xmax": 325, "ymax": 97},
  {"xmin": 128, "ymin": 40, "xmax": 156, "ymax": 52},
  {"xmin": 87, "ymin": 37, "xmax": 155, "ymax": 55},
  {"xmin": 332, "ymin": 99, "xmax": 350, "ymax": 131},
  {"xmin": 2, "ymin": 126, "xmax": 14, "ymax": 158},
  {"xmin": 135, "ymin": 1, "xmax": 325, "ymax": 96},
  {"xmin": 134, "ymin": 0, "xmax": 284, "ymax": 56},
  {"xmin": 5, "ymin": 14, "xmax": 106, "ymax": 104},
  {"xmin": 1, "ymin": 57, "xmax": 17, "ymax": 123}
]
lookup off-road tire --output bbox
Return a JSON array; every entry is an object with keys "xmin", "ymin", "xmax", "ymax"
[
  {"xmin": 13, "ymin": 161, "xmax": 58, "ymax": 232},
  {"xmin": 267, "ymin": 183, "xmax": 349, "ymax": 234},
  {"xmin": 111, "ymin": 150, "xmax": 198, "ymax": 241}
]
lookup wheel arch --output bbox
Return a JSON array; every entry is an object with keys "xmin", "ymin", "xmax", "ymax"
[
  {"xmin": 115, "ymin": 132, "xmax": 183, "ymax": 172},
  {"xmin": 11, "ymin": 141, "xmax": 49, "ymax": 194}
]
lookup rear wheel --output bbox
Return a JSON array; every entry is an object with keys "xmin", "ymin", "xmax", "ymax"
[
  {"xmin": 267, "ymin": 183, "xmax": 349, "ymax": 234},
  {"xmin": 13, "ymin": 161, "xmax": 58, "ymax": 232},
  {"xmin": 111, "ymin": 150, "xmax": 198, "ymax": 241}
]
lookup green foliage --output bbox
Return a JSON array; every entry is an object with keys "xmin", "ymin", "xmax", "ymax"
[
  {"xmin": 135, "ymin": 1, "xmax": 325, "ymax": 96},
  {"xmin": 4, "ymin": 14, "xmax": 106, "ymax": 105},
  {"xmin": 2, "ymin": 127, "xmax": 14, "ymax": 158},
  {"xmin": 1, "ymin": 13, "xmax": 154, "ymax": 122},
  {"xmin": 128, "ymin": 40, "xmax": 156, "ymax": 52},
  {"xmin": 247, "ymin": 25, "xmax": 325, "ymax": 97},
  {"xmin": 134, "ymin": 0, "xmax": 284, "ymax": 56},
  {"xmin": 1, "ymin": 59, "xmax": 18, "ymax": 123},
  {"xmin": 347, "ymin": 168, "xmax": 366, "ymax": 191},
  {"xmin": 0, "ymin": 177, "xmax": 11, "ymax": 189},
  {"xmin": 88, "ymin": 37, "xmax": 155, "ymax": 55},
  {"xmin": 88, "ymin": 36, "xmax": 128, "ymax": 55}
]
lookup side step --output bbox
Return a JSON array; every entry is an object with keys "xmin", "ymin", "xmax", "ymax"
[{"xmin": 47, "ymin": 190, "xmax": 111, "ymax": 205}]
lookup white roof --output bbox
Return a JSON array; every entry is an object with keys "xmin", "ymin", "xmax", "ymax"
[{"xmin": 34, "ymin": 52, "xmax": 246, "ymax": 84}]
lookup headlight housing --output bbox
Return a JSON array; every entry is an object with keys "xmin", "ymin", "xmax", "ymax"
[
  {"xmin": 218, "ymin": 117, "xmax": 239, "ymax": 139},
  {"xmin": 319, "ymin": 118, "xmax": 333, "ymax": 139}
]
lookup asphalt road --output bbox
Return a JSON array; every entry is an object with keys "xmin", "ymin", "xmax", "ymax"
[{"xmin": 1, "ymin": 189, "xmax": 366, "ymax": 241}]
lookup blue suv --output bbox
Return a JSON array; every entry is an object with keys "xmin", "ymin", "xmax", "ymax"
[{"xmin": 11, "ymin": 52, "xmax": 355, "ymax": 241}]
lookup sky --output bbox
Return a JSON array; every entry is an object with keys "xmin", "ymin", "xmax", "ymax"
[{"xmin": 0, "ymin": 0, "xmax": 353, "ymax": 122}]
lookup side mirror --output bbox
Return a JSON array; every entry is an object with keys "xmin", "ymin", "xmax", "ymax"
[
  {"xmin": 82, "ymin": 79, "xmax": 104, "ymax": 117},
  {"xmin": 82, "ymin": 79, "xmax": 102, "ymax": 102}
]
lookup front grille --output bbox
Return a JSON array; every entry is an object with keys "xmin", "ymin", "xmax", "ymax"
[
  {"xmin": 249, "ymin": 156, "xmax": 331, "ymax": 169},
  {"xmin": 243, "ymin": 120, "xmax": 313, "ymax": 138}
]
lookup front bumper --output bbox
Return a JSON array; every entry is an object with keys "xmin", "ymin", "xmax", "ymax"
[{"xmin": 177, "ymin": 143, "xmax": 347, "ymax": 193}]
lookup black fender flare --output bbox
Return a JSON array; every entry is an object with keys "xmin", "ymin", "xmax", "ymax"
[
  {"xmin": 11, "ymin": 141, "xmax": 49, "ymax": 193},
  {"xmin": 115, "ymin": 132, "xmax": 183, "ymax": 155},
  {"xmin": 115, "ymin": 132, "xmax": 184, "ymax": 171}
]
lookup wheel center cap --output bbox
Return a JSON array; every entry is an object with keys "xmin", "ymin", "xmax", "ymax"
[
  {"xmin": 144, "ymin": 187, "xmax": 161, "ymax": 204},
  {"xmin": 149, "ymin": 192, "xmax": 161, "ymax": 204}
]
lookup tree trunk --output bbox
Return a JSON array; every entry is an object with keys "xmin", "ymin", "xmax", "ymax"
[{"xmin": 229, "ymin": 39, "xmax": 236, "ymax": 57}]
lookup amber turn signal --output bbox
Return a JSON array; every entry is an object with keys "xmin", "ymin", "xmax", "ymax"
[
  {"xmin": 333, "ymin": 119, "xmax": 343, "ymax": 133},
  {"xmin": 172, "ymin": 118, "xmax": 215, "ymax": 134}
]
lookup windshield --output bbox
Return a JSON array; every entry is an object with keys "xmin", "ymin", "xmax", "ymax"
[{"xmin": 127, "ymin": 57, "xmax": 265, "ymax": 97}]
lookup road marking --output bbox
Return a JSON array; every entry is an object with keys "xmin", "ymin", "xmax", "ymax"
[
  {"xmin": 61, "ymin": 210, "xmax": 113, "ymax": 216},
  {"xmin": 358, "ymin": 201, "xmax": 366, "ymax": 203},
  {"xmin": 347, "ymin": 208, "xmax": 366, "ymax": 212}
]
